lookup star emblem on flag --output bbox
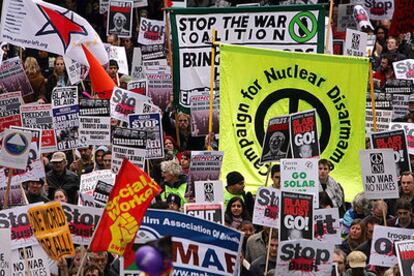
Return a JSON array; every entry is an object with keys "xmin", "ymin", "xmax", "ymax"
[{"xmin": 35, "ymin": 4, "xmax": 88, "ymax": 52}]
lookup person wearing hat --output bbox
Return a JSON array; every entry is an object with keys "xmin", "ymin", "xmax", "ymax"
[
  {"xmin": 345, "ymin": 251, "xmax": 375, "ymax": 276},
  {"xmin": 224, "ymin": 171, "xmax": 254, "ymax": 215},
  {"xmin": 47, "ymin": 151, "xmax": 80, "ymax": 204},
  {"xmin": 94, "ymin": 145, "xmax": 109, "ymax": 171},
  {"xmin": 25, "ymin": 178, "xmax": 49, "ymax": 204},
  {"xmin": 166, "ymin": 193, "xmax": 181, "ymax": 212},
  {"xmin": 108, "ymin": 59, "xmax": 123, "ymax": 86}
]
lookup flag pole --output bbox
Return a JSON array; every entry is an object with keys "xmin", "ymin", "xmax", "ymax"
[
  {"xmin": 3, "ymin": 168, "xmax": 13, "ymax": 209},
  {"xmin": 368, "ymin": 49, "xmax": 377, "ymax": 132},
  {"xmin": 324, "ymin": 0, "xmax": 334, "ymax": 54},
  {"xmin": 263, "ymin": 162, "xmax": 273, "ymax": 274},
  {"xmin": 207, "ymin": 29, "xmax": 217, "ymax": 151}
]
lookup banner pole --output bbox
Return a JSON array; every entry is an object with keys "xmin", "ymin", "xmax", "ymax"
[
  {"xmin": 264, "ymin": 228, "xmax": 273, "ymax": 274},
  {"xmin": 207, "ymin": 29, "xmax": 217, "ymax": 151},
  {"xmin": 368, "ymin": 49, "xmax": 377, "ymax": 132},
  {"xmin": 324, "ymin": 0, "xmax": 334, "ymax": 54},
  {"xmin": 4, "ymin": 168, "xmax": 13, "ymax": 209},
  {"xmin": 264, "ymin": 162, "xmax": 272, "ymax": 187}
]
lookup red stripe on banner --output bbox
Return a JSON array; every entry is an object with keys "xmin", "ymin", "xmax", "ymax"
[{"xmin": 111, "ymin": 6, "xmax": 130, "ymax": 13}]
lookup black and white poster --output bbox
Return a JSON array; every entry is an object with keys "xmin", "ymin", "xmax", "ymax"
[
  {"xmin": 260, "ymin": 115, "xmax": 290, "ymax": 163},
  {"xmin": 79, "ymin": 99, "xmax": 111, "ymax": 146},
  {"xmin": 51, "ymin": 86, "xmax": 78, "ymax": 108},
  {"xmin": 93, "ymin": 180, "xmax": 113, "ymax": 205},
  {"xmin": 52, "ymin": 104, "xmax": 80, "ymax": 151},
  {"xmin": 194, "ymin": 180, "xmax": 224, "ymax": 204},
  {"xmin": 290, "ymin": 110, "xmax": 320, "ymax": 158},
  {"xmin": 396, "ymin": 240, "xmax": 414, "ymax": 276},
  {"xmin": 107, "ymin": 0, "xmax": 133, "ymax": 38}
]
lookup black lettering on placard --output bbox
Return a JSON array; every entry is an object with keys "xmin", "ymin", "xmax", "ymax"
[{"xmin": 374, "ymin": 237, "xmax": 392, "ymax": 254}]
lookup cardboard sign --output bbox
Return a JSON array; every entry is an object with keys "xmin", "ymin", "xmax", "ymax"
[
  {"xmin": 64, "ymin": 57, "xmax": 82, "ymax": 85},
  {"xmin": 107, "ymin": 0, "xmax": 133, "ymax": 38},
  {"xmin": 112, "ymin": 146, "xmax": 146, "ymax": 174},
  {"xmin": 253, "ymin": 187, "xmax": 280, "ymax": 228},
  {"xmin": 362, "ymin": 0, "xmax": 394, "ymax": 20},
  {"xmin": 194, "ymin": 180, "xmax": 224, "ymax": 204},
  {"xmin": 395, "ymin": 240, "xmax": 414, "ymax": 276},
  {"xmin": 0, "ymin": 128, "xmax": 31, "ymax": 170},
  {"xmin": 27, "ymin": 201, "xmax": 75, "ymax": 260},
  {"xmin": 371, "ymin": 129, "xmax": 411, "ymax": 176},
  {"xmin": 276, "ymin": 239, "xmax": 334, "ymax": 275},
  {"xmin": 290, "ymin": 110, "xmax": 320, "ymax": 158},
  {"xmin": 314, "ymin": 208, "xmax": 341, "ymax": 244},
  {"xmin": 370, "ymin": 225, "xmax": 414, "ymax": 267},
  {"xmin": 10, "ymin": 245, "xmax": 50, "ymax": 276},
  {"xmin": 337, "ymin": 4, "xmax": 357, "ymax": 32},
  {"xmin": 393, "ymin": 59, "xmax": 414, "ymax": 80},
  {"xmin": 280, "ymin": 191, "xmax": 314, "ymax": 241},
  {"xmin": 80, "ymin": 170, "xmax": 115, "ymax": 196},
  {"xmin": 127, "ymin": 79, "xmax": 147, "ymax": 95},
  {"xmin": 359, "ymin": 149, "xmax": 398, "ymax": 199},
  {"xmin": 385, "ymin": 79, "xmax": 414, "ymax": 94},
  {"xmin": 145, "ymin": 67, "xmax": 172, "ymax": 111},
  {"xmin": 392, "ymin": 94, "xmax": 409, "ymax": 120},
  {"xmin": 260, "ymin": 115, "xmax": 290, "ymax": 163},
  {"xmin": 390, "ymin": 122, "xmax": 414, "ymax": 155},
  {"xmin": 108, "ymin": 46, "xmax": 129, "ymax": 75},
  {"xmin": 0, "ymin": 91, "xmax": 23, "ymax": 134},
  {"xmin": 110, "ymin": 87, "xmax": 152, "ymax": 122},
  {"xmin": 138, "ymin": 18, "xmax": 165, "ymax": 45},
  {"xmin": 366, "ymin": 109, "xmax": 393, "ymax": 132},
  {"xmin": 51, "ymin": 86, "xmax": 78, "ymax": 108},
  {"xmin": 281, "ymin": 158, "xmax": 319, "ymax": 206},
  {"xmin": 366, "ymin": 92, "xmax": 393, "ymax": 110},
  {"xmin": 53, "ymin": 104, "xmax": 80, "ymax": 151},
  {"xmin": 344, "ymin": 29, "xmax": 368, "ymax": 56},
  {"xmin": 190, "ymin": 91, "xmax": 220, "ymax": 137},
  {"xmin": 0, "ymin": 57, "xmax": 34, "ymax": 97},
  {"xmin": 0, "ymin": 228, "xmax": 11, "ymax": 276},
  {"xmin": 79, "ymin": 99, "xmax": 111, "ymax": 146},
  {"xmin": 184, "ymin": 203, "xmax": 224, "ymax": 224},
  {"xmin": 131, "ymin": 47, "xmax": 145, "ymax": 79}
]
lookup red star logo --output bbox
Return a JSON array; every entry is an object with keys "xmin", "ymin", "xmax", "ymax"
[{"xmin": 35, "ymin": 4, "xmax": 88, "ymax": 52}]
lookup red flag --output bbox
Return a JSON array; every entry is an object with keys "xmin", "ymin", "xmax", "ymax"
[
  {"xmin": 90, "ymin": 159, "xmax": 161, "ymax": 267},
  {"xmin": 82, "ymin": 44, "xmax": 115, "ymax": 99}
]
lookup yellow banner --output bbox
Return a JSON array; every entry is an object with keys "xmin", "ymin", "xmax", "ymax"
[
  {"xmin": 28, "ymin": 201, "xmax": 75, "ymax": 260},
  {"xmin": 219, "ymin": 44, "xmax": 369, "ymax": 201}
]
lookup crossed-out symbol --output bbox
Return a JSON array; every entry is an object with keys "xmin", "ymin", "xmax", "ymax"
[
  {"xmin": 254, "ymin": 88, "xmax": 331, "ymax": 153},
  {"xmin": 289, "ymin": 11, "xmax": 318, "ymax": 43}
]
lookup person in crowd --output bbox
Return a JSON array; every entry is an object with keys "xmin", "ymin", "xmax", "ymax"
[
  {"xmin": 25, "ymin": 178, "xmax": 49, "ymax": 203},
  {"xmin": 383, "ymin": 265, "xmax": 400, "ymax": 276},
  {"xmin": 24, "ymin": 56, "xmax": 46, "ymax": 103},
  {"xmin": 122, "ymin": 37, "xmax": 134, "ymax": 70},
  {"xmin": 333, "ymin": 248, "xmax": 347, "ymax": 276},
  {"xmin": 180, "ymin": 150, "xmax": 191, "ymax": 175},
  {"xmin": 108, "ymin": 59, "xmax": 123, "ymax": 86},
  {"xmin": 166, "ymin": 193, "xmax": 181, "ymax": 212},
  {"xmin": 388, "ymin": 171, "xmax": 414, "ymax": 214},
  {"xmin": 363, "ymin": 200, "xmax": 389, "ymax": 226},
  {"xmin": 343, "ymin": 192, "xmax": 370, "ymax": 236},
  {"xmin": 70, "ymin": 146, "xmax": 94, "ymax": 176},
  {"xmin": 373, "ymin": 54, "xmax": 395, "ymax": 88},
  {"xmin": 245, "ymin": 227, "xmax": 270, "ymax": 264},
  {"xmin": 224, "ymin": 171, "xmax": 254, "ymax": 215},
  {"xmin": 387, "ymin": 198, "xmax": 414, "ymax": 228},
  {"xmin": 372, "ymin": 25, "xmax": 388, "ymax": 58},
  {"xmin": 107, "ymin": 34, "xmax": 119, "ymax": 46},
  {"xmin": 318, "ymin": 159, "xmax": 345, "ymax": 216},
  {"xmin": 46, "ymin": 56, "xmax": 68, "ymax": 102},
  {"xmin": 164, "ymin": 136, "xmax": 182, "ymax": 162},
  {"xmin": 119, "ymin": 74, "xmax": 131, "ymax": 90},
  {"xmin": 319, "ymin": 191, "xmax": 334, "ymax": 208},
  {"xmin": 249, "ymin": 229, "xmax": 278, "ymax": 275},
  {"xmin": 270, "ymin": 164, "xmax": 280, "ymax": 189},
  {"xmin": 225, "ymin": 197, "xmax": 251, "ymax": 229},
  {"xmin": 102, "ymin": 151, "xmax": 112, "ymax": 170},
  {"xmin": 54, "ymin": 188, "xmax": 68, "ymax": 203},
  {"xmin": 383, "ymin": 36, "xmax": 407, "ymax": 62},
  {"xmin": 94, "ymin": 146, "xmax": 108, "ymax": 171},
  {"xmin": 87, "ymin": 252, "xmax": 108, "ymax": 274},
  {"xmin": 355, "ymin": 216, "xmax": 380, "ymax": 264},
  {"xmin": 160, "ymin": 160, "xmax": 187, "ymax": 205},
  {"xmin": 47, "ymin": 151, "xmax": 80, "ymax": 204},
  {"xmin": 341, "ymin": 219, "xmax": 366, "ymax": 255},
  {"xmin": 345, "ymin": 251, "xmax": 376, "ymax": 276},
  {"xmin": 240, "ymin": 220, "xmax": 255, "ymax": 254},
  {"xmin": 83, "ymin": 263, "xmax": 103, "ymax": 276}
]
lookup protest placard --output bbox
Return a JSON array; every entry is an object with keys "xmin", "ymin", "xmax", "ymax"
[
  {"xmin": 145, "ymin": 67, "xmax": 172, "ymax": 111},
  {"xmin": 393, "ymin": 59, "xmax": 414, "ymax": 80},
  {"xmin": 131, "ymin": 48, "xmax": 145, "ymax": 79},
  {"xmin": 395, "ymin": 240, "xmax": 414, "ymax": 276},
  {"xmin": 112, "ymin": 126, "xmax": 147, "ymax": 149},
  {"xmin": 78, "ymin": 192, "xmax": 105, "ymax": 208},
  {"xmin": 366, "ymin": 109, "xmax": 393, "ymax": 132},
  {"xmin": 281, "ymin": 158, "xmax": 319, "ymax": 206},
  {"xmin": 344, "ymin": 29, "xmax": 367, "ymax": 56},
  {"xmin": 28, "ymin": 201, "xmax": 75, "ymax": 260},
  {"xmin": 110, "ymin": 87, "xmax": 152, "ymax": 122},
  {"xmin": 93, "ymin": 180, "xmax": 113, "ymax": 205},
  {"xmin": 79, "ymin": 99, "xmax": 111, "ymax": 146},
  {"xmin": 107, "ymin": 0, "xmax": 133, "ymax": 38},
  {"xmin": 0, "ymin": 57, "xmax": 33, "ymax": 97},
  {"xmin": 20, "ymin": 103, "xmax": 57, "ymax": 153},
  {"xmin": 361, "ymin": 0, "xmax": 394, "ymax": 20},
  {"xmin": 141, "ymin": 44, "xmax": 166, "ymax": 60},
  {"xmin": 337, "ymin": 4, "xmax": 357, "ymax": 32},
  {"xmin": 314, "ymin": 208, "xmax": 341, "ymax": 244},
  {"xmin": 0, "ymin": 180, "xmax": 24, "ymax": 207},
  {"xmin": 127, "ymin": 79, "xmax": 147, "ymax": 95},
  {"xmin": 0, "ymin": 228, "xmax": 10, "ymax": 275},
  {"xmin": 371, "ymin": 129, "xmax": 411, "ymax": 175},
  {"xmin": 276, "ymin": 239, "xmax": 334, "ymax": 275},
  {"xmin": 62, "ymin": 203, "xmax": 104, "ymax": 245},
  {"xmin": 392, "ymin": 94, "xmax": 409, "ymax": 120},
  {"xmin": 80, "ymin": 170, "xmax": 115, "ymax": 196},
  {"xmin": 184, "ymin": 203, "xmax": 224, "ymax": 224},
  {"xmin": 51, "ymin": 86, "xmax": 78, "ymax": 108},
  {"xmin": 290, "ymin": 110, "xmax": 320, "ymax": 158},
  {"xmin": 0, "ymin": 91, "xmax": 23, "ymax": 133},
  {"xmin": 366, "ymin": 92, "xmax": 393, "ymax": 110},
  {"xmin": 0, "ymin": 204, "xmax": 41, "ymax": 249},
  {"xmin": 53, "ymin": 104, "xmax": 80, "ymax": 151},
  {"xmin": 359, "ymin": 149, "xmax": 398, "ymax": 199},
  {"xmin": 129, "ymin": 113, "xmax": 164, "ymax": 159},
  {"xmin": 186, "ymin": 151, "xmax": 224, "ymax": 200},
  {"xmin": 194, "ymin": 180, "xmax": 224, "ymax": 204},
  {"xmin": 0, "ymin": 128, "xmax": 32, "ymax": 170},
  {"xmin": 100, "ymin": 0, "xmax": 109, "ymax": 14},
  {"xmin": 108, "ymin": 46, "xmax": 129, "ymax": 75},
  {"xmin": 64, "ymin": 57, "xmax": 83, "ymax": 85},
  {"xmin": 260, "ymin": 115, "xmax": 290, "ymax": 163},
  {"xmin": 10, "ymin": 245, "xmax": 50, "ymax": 276},
  {"xmin": 190, "ymin": 91, "xmax": 219, "ymax": 137},
  {"xmin": 112, "ymin": 146, "xmax": 146, "ymax": 174},
  {"xmin": 280, "ymin": 191, "xmax": 313, "ymax": 241},
  {"xmin": 370, "ymin": 225, "xmax": 414, "ymax": 267},
  {"xmin": 384, "ymin": 79, "xmax": 414, "ymax": 94},
  {"xmin": 253, "ymin": 186, "xmax": 280, "ymax": 228},
  {"xmin": 138, "ymin": 18, "xmax": 165, "ymax": 45},
  {"xmin": 133, "ymin": 209, "xmax": 243, "ymax": 276},
  {"xmin": 390, "ymin": 122, "xmax": 414, "ymax": 155}
]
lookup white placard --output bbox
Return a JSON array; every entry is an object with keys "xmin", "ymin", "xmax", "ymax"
[
  {"xmin": 393, "ymin": 59, "xmax": 414, "ymax": 80},
  {"xmin": 252, "ymin": 186, "xmax": 280, "ymax": 228},
  {"xmin": 194, "ymin": 180, "xmax": 224, "ymax": 204},
  {"xmin": 0, "ymin": 128, "xmax": 32, "ymax": 170},
  {"xmin": 344, "ymin": 28, "xmax": 367, "ymax": 56},
  {"xmin": 314, "ymin": 208, "xmax": 341, "ymax": 244}
]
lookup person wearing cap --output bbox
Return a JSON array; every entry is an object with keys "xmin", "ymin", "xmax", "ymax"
[
  {"xmin": 345, "ymin": 251, "xmax": 375, "ymax": 276},
  {"xmin": 224, "ymin": 171, "xmax": 254, "ymax": 215},
  {"xmin": 47, "ymin": 151, "xmax": 80, "ymax": 204},
  {"xmin": 25, "ymin": 178, "xmax": 50, "ymax": 204},
  {"xmin": 70, "ymin": 146, "xmax": 94, "ymax": 176},
  {"xmin": 94, "ymin": 146, "xmax": 109, "ymax": 171},
  {"xmin": 166, "ymin": 193, "xmax": 181, "ymax": 212},
  {"xmin": 119, "ymin": 74, "xmax": 131, "ymax": 90}
]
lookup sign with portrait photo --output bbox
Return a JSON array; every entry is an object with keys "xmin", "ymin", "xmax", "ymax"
[
  {"xmin": 260, "ymin": 115, "xmax": 290, "ymax": 163},
  {"xmin": 107, "ymin": 0, "xmax": 133, "ymax": 38}
]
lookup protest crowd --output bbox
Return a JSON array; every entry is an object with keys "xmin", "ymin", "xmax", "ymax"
[{"xmin": 0, "ymin": 0, "xmax": 414, "ymax": 275}]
